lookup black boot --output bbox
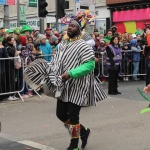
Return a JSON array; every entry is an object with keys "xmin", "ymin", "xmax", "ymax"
[
  {"xmin": 114, "ymin": 90, "xmax": 121, "ymax": 94},
  {"xmin": 108, "ymin": 90, "xmax": 117, "ymax": 95},
  {"xmin": 67, "ymin": 138, "xmax": 79, "ymax": 150}
]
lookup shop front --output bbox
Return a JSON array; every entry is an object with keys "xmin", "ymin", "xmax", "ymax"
[
  {"xmin": 9, "ymin": 18, "xmax": 40, "ymax": 29},
  {"xmin": 113, "ymin": 8, "xmax": 150, "ymax": 33},
  {"xmin": 95, "ymin": 6, "xmax": 110, "ymax": 34}
]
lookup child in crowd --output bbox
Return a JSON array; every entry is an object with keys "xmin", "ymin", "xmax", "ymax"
[
  {"xmin": 131, "ymin": 39, "xmax": 141, "ymax": 81},
  {"xmin": 122, "ymin": 43, "xmax": 131, "ymax": 81}
]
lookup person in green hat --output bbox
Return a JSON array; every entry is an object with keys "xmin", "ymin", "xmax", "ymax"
[
  {"xmin": 104, "ymin": 29, "xmax": 113, "ymax": 46},
  {"xmin": 19, "ymin": 25, "xmax": 32, "ymax": 46},
  {"xmin": 21, "ymin": 25, "xmax": 32, "ymax": 36},
  {"xmin": 6, "ymin": 29, "xmax": 14, "ymax": 36},
  {"xmin": 13, "ymin": 27, "xmax": 21, "ymax": 48}
]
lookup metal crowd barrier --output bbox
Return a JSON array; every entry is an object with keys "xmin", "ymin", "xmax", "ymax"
[
  {"xmin": 0, "ymin": 54, "xmax": 54, "ymax": 101},
  {"xmin": 0, "ymin": 57, "xmax": 25, "ymax": 101},
  {"xmin": 95, "ymin": 50, "xmax": 146, "ymax": 79}
]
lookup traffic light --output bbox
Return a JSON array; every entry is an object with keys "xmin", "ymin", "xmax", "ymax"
[
  {"xmin": 57, "ymin": 0, "xmax": 69, "ymax": 19},
  {"xmin": 37, "ymin": 0, "xmax": 48, "ymax": 18}
]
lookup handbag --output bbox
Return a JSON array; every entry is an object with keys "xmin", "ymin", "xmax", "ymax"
[{"xmin": 14, "ymin": 55, "xmax": 21, "ymax": 69}]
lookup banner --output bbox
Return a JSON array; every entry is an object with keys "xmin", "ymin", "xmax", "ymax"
[
  {"xmin": 20, "ymin": 5, "xmax": 26, "ymax": 26},
  {"xmin": 6, "ymin": 0, "xmax": 15, "ymax": 5},
  {"xmin": 113, "ymin": 8, "xmax": 150, "ymax": 22},
  {"xmin": 28, "ymin": 0, "xmax": 37, "ymax": 7},
  {"xmin": 0, "ymin": 0, "xmax": 6, "ymax": 5}
]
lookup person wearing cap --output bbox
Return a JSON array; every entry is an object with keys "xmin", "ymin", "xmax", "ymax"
[
  {"xmin": 130, "ymin": 39, "xmax": 141, "ymax": 81},
  {"xmin": 39, "ymin": 34, "xmax": 52, "ymax": 61},
  {"xmin": 45, "ymin": 28, "xmax": 52, "ymax": 39},
  {"xmin": 111, "ymin": 25, "xmax": 118, "ymax": 36}
]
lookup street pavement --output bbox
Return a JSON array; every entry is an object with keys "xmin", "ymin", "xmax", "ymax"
[{"xmin": 1, "ymin": 80, "xmax": 150, "ymax": 150}]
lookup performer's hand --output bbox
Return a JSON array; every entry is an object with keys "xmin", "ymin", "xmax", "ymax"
[
  {"xmin": 144, "ymin": 84, "xmax": 150, "ymax": 93},
  {"xmin": 61, "ymin": 73, "xmax": 70, "ymax": 82}
]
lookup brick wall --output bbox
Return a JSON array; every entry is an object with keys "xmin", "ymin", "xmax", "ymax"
[{"xmin": 106, "ymin": 0, "xmax": 140, "ymax": 5}]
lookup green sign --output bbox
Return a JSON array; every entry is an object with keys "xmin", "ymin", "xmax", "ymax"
[
  {"xmin": 28, "ymin": 0, "xmax": 37, "ymax": 7},
  {"xmin": 20, "ymin": 5, "xmax": 26, "ymax": 26}
]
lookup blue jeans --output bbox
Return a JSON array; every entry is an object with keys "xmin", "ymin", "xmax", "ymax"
[
  {"xmin": 146, "ymin": 60, "xmax": 150, "ymax": 86},
  {"xmin": 132, "ymin": 62, "xmax": 139, "ymax": 79}
]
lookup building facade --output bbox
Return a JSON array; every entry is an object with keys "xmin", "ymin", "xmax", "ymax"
[
  {"xmin": 0, "ymin": 0, "xmax": 110, "ymax": 33},
  {"xmin": 106, "ymin": 0, "xmax": 150, "ymax": 33}
]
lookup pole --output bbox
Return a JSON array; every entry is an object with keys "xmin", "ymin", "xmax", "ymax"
[
  {"xmin": 55, "ymin": 0, "xmax": 58, "ymax": 31},
  {"xmin": 17, "ymin": 0, "xmax": 20, "ymax": 27},
  {"xmin": 40, "ymin": 19, "xmax": 44, "ymax": 34},
  {"xmin": 4, "ymin": 5, "xmax": 9, "ymax": 28}
]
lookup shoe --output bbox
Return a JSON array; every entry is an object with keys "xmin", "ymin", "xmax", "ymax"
[
  {"xmin": 67, "ymin": 147, "xmax": 79, "ymax": 150},
  {"xmin": 21, "ymin": 95, "xmax": 29, "ymax": 99},
  {"xmin": 7, "ymin": 96, "xmax": 16, "ymax": 101},
  {"xmin": 28, "ymin": 92, "xmax": 33, "ymax": 97},
  {"xmin": 108, "ymin": 91, "xmax": 117, "ymax": 95},
  {"xmin": 102, "ymin": 81, "xmax": 108, "ymax": 84},
  {"xmin": 133, "ymin": 78, "xmax": 140, "ymax": 81},
  {"xmin": 114, "ymin": 90, "xmax": 121, "ymax": 94},
  {"xmin": 81, "ymin": 128, "xmax": 91, "ymax": 149},
  {"xmin": 123, "ymin": 77, "xmax": 126, "ymax": 81},
  {"xmin": 126, "ymin": 77, "xmax": 129, "ymax": 81},
  {"xmin": 12, "ymin": 96, "xmax": 19, "ymax": 100}
]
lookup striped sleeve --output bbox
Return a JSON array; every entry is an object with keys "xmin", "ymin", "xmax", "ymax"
[{"xmin": 79, "ymin": 42, "xmax": 95, "ymax": 64}]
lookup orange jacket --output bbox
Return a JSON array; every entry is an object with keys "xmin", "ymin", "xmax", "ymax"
[{"xmin": 147, "ymin": 34, "xmax": 150, "ymax": 47}]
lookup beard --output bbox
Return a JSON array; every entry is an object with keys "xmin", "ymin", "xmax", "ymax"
[{"xmin": 67, "ymin": 30, "xmax": 78, "ymax": 38}]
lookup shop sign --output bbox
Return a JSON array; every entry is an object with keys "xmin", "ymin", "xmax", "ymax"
[
  {"xmin": 106, "ymin": 0, "xmax": 139, "ymax": 5},
  {"xmin": 0, "ymin": 0, "xmax": 15, "ymax": 5},
  {"xmin": 28, "ymin": 0, "xmax": 37, "ymax": 7},
  {"xmin": 113, "ymin": 8, "xmax": 150, "ymax": 22},
  {"xmin": 9, "ymin": 19, "xmax": 40, "ymax": 29},
  {"xmin": 6, "ymin": 0, "xmax": 15, "ymax": 5}
]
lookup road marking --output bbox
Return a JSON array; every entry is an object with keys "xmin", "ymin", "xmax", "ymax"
[
  {"xmin": 0, "ymin": 133, "xmax": 59, "ymax": 150},
  {"xmin": 18, "ymin": 140, "xmax": 58, "ymax": 150}
]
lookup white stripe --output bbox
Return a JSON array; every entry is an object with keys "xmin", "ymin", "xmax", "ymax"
[{"xmin": 18, "ymin": 140, "xmax": 58, "ymax": 150}]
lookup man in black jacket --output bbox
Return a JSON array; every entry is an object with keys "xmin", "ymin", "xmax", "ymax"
[{"xmin": 0, "ymin": 41, "xmax": 8, "ymax": 100}]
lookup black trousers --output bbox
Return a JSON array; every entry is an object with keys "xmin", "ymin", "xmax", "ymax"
[
  {"xmin": 56, "ymin": 99, "xmax": 86, "ymax": 136},
  {"xmin": 0, "ymin": 72, "xmax": 7, "ymax": 100},
  {"xmin": 146, "ymin": 61, "xmax": 150, "ymax": 86},
  {"xmin": 108, "ymin": 69, "xmax": 118, "ymax": 91},
  {"xmin": 56, "ymin": 99, "xmax": 81, "ymax": 125}
]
